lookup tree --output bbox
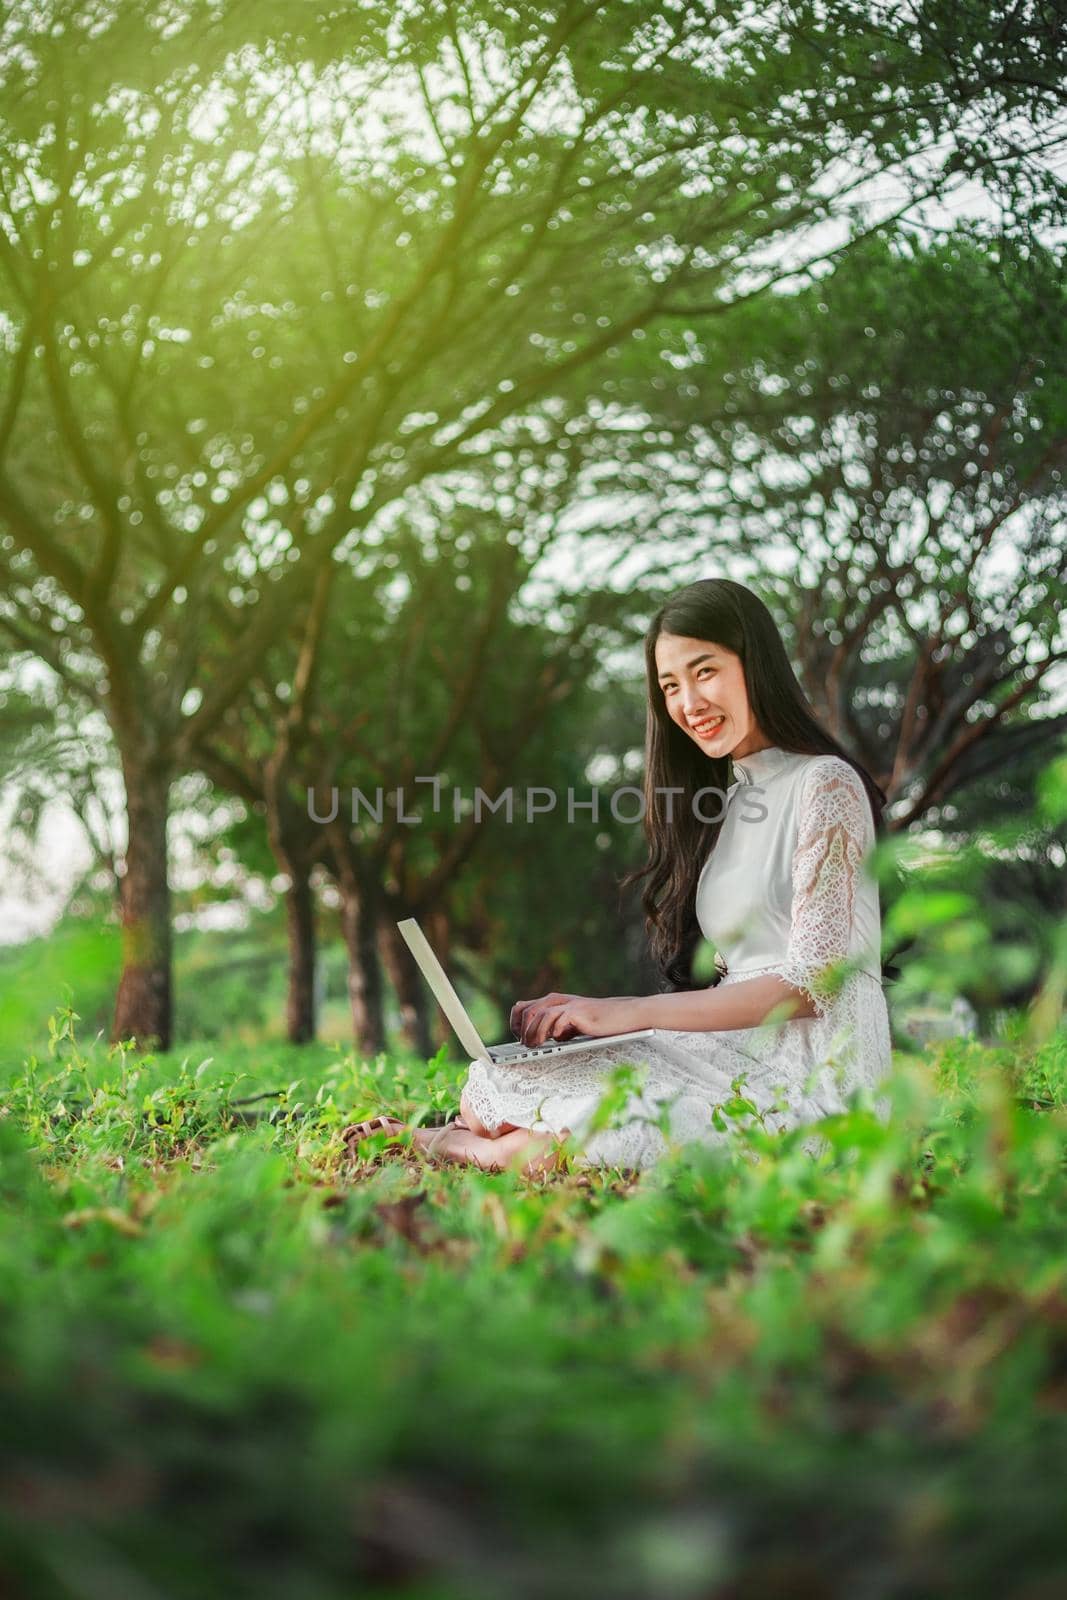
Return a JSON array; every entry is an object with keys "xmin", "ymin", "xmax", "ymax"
[
  {"xmin": 637, "ymin": 227, "xmax": 1067, "ymax": 817},
  {"xmin": 191, "ymin": 511, "xmax": 659, "ymax": 1054},
  {"xmin": 3, "ymin": 0, "xmax": 1065, "ymax": 1046}
]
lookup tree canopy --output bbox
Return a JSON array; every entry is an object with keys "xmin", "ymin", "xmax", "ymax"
[{"xmin": 2, "ymin": 0, "xmax": 1065, "ymax": 1046}]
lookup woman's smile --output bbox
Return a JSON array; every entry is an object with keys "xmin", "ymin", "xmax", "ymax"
[{"xmin": 689, "ymin": 714, "xmax": 725, "ymax": 739}]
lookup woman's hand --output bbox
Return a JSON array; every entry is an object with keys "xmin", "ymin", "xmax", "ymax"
[
  {"xmin": 510, "ymin": 993, "xmax": 644, "ymax": 1049},
  {"xmin": 510, "ymin": 992, "xmax": 581, "ymax": 1041}
]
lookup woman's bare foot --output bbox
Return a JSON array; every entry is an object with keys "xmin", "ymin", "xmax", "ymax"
[
  {"xmin": 412, "ymin": 1123, "xmax": 572, "ymax": 1176},
  {"xmin": 342, "ymin": 1114, "xmax": 572, "ymax": 1177},
  {"xmin": 343, "ymin": 1115, "xmax": 469, "ymax": 1153}
]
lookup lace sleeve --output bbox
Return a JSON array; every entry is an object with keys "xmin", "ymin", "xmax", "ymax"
[{"xmin": 776, "ymin": 759, "xmax": 875, "ymax": 1019}]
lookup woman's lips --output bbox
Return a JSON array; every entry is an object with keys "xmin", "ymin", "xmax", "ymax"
[{"xmin": 690, "ymin": 715, "xmax": 725, "ymax": 737}]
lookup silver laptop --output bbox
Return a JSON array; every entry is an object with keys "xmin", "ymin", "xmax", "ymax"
[{"xmin": 396, "ymin": 918, "xmax": 655, "ymax": 1065}]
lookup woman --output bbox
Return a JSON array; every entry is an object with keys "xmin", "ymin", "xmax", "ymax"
[{"xmin": 345, "ymin": 578, "xmax": 894, "ymax": 1176}]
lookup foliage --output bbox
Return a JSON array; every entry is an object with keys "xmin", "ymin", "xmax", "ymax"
[
  {"xmin": 3, "ymin": 0, "xmax": 1065, "ymax": 1050},
  {"xmin": 871, "ymin": 750, "xmax": 1067, "ymax": 1035},
  {"xmin": 0, "ymin": 917, "xmax": 119, "ymax": 1074},
  {"xmin": 2, "ymin": 998, "xmax": 1067, "ymax": 1595},
  {"xmin": 639, "ymin": 225, "xmax": 1067, "ymax": 817}
]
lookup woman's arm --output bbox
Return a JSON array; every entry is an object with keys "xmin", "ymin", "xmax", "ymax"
[
  {"xmin": 630, "ymin": 974, "xmax": 817, "ymax": 1031},
  {"xmin": 514, "ymin": 976, "xmax": 815, "ymax": 1046}
]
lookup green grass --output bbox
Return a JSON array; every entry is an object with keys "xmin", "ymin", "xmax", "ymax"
[
  {"xmin": 0, "ymin": 909, "xmax": 504, "ymax": 1065},
  {"xmin": 3, "ymin": 1005, "xmax": 1067, "ymax": 1598}
]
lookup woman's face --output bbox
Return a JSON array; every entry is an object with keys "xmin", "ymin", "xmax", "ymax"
[{"xmin": 654, "ymin": 633, "xmax": 767, "ymax": 759}]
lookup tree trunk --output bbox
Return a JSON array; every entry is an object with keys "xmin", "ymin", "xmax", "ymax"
[
  {"xmin": 379, "ymin": 917, "xmax": 433, "ymax": 1059},
  {"xmin": 285, "ymin": 864, "xmax": 317, "ymax": 1044},
  {"xmin": 262, "ymin": 752, "xmax": 324, "ymax": 1046},
  {"xmin": 111, "ymin": 754, "xmax": 173, "ymax": 1051},
  {"xmin": 336, "ymin": 863, "xmax": 386, "ymax": 1057}
]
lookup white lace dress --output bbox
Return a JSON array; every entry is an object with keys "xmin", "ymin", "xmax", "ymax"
[{"xmin": 461, "ymin": 746, "xmax": 894, "ymax": 1171}]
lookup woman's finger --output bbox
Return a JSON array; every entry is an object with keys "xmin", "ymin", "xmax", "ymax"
[
  {"xmin": 519, "ymin": 1006, "xmax": 542, "ymax": 1047},
  {"xmin": 520, "ymin": 1005, "xmax": 545, "ymax": 1047},
  {"xmin": 512, "ymin": 992, "xmax": 579, "ymax": 1038},
  {"xmin": 525, "ymin": 1004, "xmax": 568, "ymax": 1048}
]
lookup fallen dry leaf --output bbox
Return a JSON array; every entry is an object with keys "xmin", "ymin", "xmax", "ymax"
[{"xmin": 61, "ymin": 1207, "xmax": 143, "ymax": 1237}]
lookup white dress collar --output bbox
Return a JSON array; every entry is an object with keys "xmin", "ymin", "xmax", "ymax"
[{"xmin": 730, "ymin": 744, "xmax": 797, "ymax": 785}]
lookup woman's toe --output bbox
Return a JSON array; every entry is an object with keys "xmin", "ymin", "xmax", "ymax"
[{"xmin": 344, "ymin": 1116, "xmax": 407, "ymax": 1142}]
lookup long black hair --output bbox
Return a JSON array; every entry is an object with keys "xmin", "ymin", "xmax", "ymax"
[{"xmin": 619, "ymin": 578, "xmax": 888, "ymax": 991}]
